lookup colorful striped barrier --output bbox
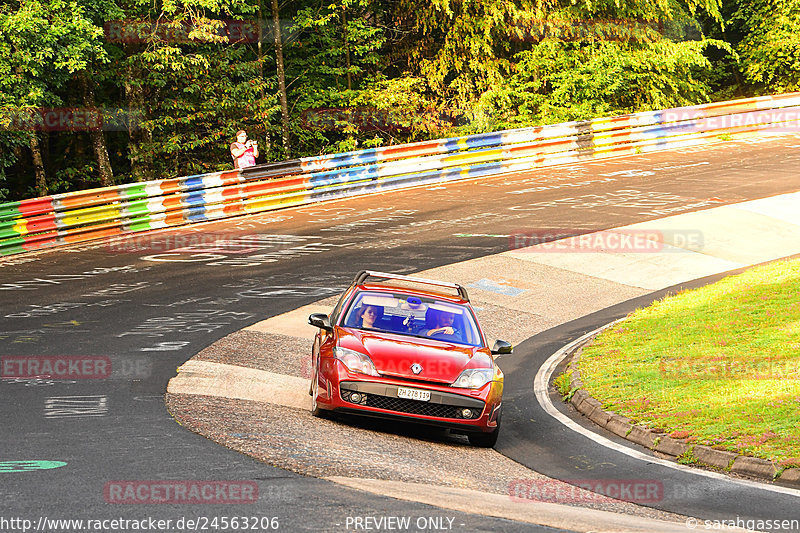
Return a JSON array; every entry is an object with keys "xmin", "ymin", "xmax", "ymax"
[{"xmin": 1, "ymin": 92, "xmax": 799, "ymax": 256}]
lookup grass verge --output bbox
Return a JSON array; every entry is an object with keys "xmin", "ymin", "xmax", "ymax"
[{"xmin": 578, "ymin": 258, "xmax": 800, "ymax": 467}]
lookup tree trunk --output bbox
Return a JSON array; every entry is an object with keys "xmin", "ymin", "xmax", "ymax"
[
  {"xmin": 79, "ymin": 73, "xmax": 114, "ymax": 187},
  {"xmin": 123, "ymin": 47, "xmax": 154, "ymax": 182},
  {"xmin": 123, "ymin": 78, "xmax": 153, "ymax": 181},
  {"xmin": 12, "ymin": 144, "xmax": 27, "ymax": 196},
  {"xmin": 343, "ymin": 8, "xmax": 352, "ymax": 91},
  {"xmin": 257, "ymin": 0, "xmax": 264, "ymax": 94},
  {"xmin": 271, "ymin": 0, "xmax": 291, "ymax": 157},
  {"xmin": 29, "ymin": 134, "xmax": 47, "ymax": 196}
]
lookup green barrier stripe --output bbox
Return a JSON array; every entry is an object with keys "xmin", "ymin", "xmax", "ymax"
[{"xmin": 0, "ymin": 202, "xmax": 22, "ymax": 222}]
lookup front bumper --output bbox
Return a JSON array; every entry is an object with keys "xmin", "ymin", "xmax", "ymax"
[{"xmin": 315, "ymin": 359, "xmax": 502, "ymax": 432}]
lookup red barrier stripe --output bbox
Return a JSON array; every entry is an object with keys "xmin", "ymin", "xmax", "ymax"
[
  {"xmin": 381, "ymin": 141, "xmax": 442, "ymax": 159},
  {"xmin": 22, "ymin": 230, "xmax": 58, "ymax": 249},
  {"xmin": 23, "ymin": 213, "xmax": 58, "ymax": 233},
  {"xmin": 507, "ymin": 138, "xmax": 575, "ymax": 155},
  {"xmin": 222, "ymin": 185, "xmax": 243, "ymax": 199},
  {"xmin": 218, "ymin": 170, "xmax": 241, "ymax": 182},
  {"xmin": 18, "ymin": 197, "xmax": 55, "ymax": 217},
  {"xmin": 243, "ymin": 176, "xmax": 307, "ymax": 196},
  {"xmin": 703, "ymin": 100, "xmax": 760, "ymax": 114}
]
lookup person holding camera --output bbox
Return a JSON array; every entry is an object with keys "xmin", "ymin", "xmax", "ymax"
[{"xmin": 230, "ymin": 130, "xmax": 259, "ymax": 169}]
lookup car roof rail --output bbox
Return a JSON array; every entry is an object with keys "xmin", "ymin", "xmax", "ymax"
[{"xmin": 353, "ymin": 270, "xmax": 470, "ymax": 302}]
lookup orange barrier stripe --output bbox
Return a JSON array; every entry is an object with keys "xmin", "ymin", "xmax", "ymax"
[
  {"xmin": 62, "ymin": 224, "xmax": 123, "ymax": 244},
  {"xmin": 164, "ymin": 212, "xmax": 185, "ymax": 226},
  {"xmin": 58, "ymin": 189, "xmax": 121, "ymax": 209},
  {"xmin": 222, "ymin": 185, "xmax": 243, "ymax": 198},
  {"xmin": 161, "ymin": 196, "xmax": 184, "ymax": 210},
  {"xmin": 223, "ymin": 204, "xmax": 245, "ymax": 216},
  {"xmin": 160, "ymin": 180, "xmax": 182, "ymax": 195}
]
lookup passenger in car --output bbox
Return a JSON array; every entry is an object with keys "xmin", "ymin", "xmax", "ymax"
[{"xmin": 355, "ymin": 304, "xmax": 383, "ymax": 329}]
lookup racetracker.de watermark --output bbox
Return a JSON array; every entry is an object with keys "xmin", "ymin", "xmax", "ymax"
[
  {"xmin": 1, "ymin": 356, "xmax": 111, "ymax": 380},
  {"xmin": 663, "ymin": 109, "xmax": 800, "ymax": 134},
  {"xmin": 104, "ymin": 19, "xmax": 294, "ymax": 44},
  {"xmin": 508, "ymin": 229, "xmax": 704, "ymax": 253},
  {"xmin": 509, "ymin": 18, "xmax": 667, "ymax": 42},
  {"xmin": 300, "ymin": 106, "xmax": 466, "ymax": 132},
  {"xmin": 509, "ymin": 479, "xmax": 664, "ymax": 504},
  {"xmin": 104, "ymin": 481, "xmax": 258, "ymax": 504},
  {"xmin": 660, "ymin": 357, "xmax": 800, "ymax": 380},
  {"xmin": 0, "ymin": 108, "xmax": 141, "ymax": 132},
  {"xmin": 105, "ymin": 233, "xmax": 243, "ymax": 255}
]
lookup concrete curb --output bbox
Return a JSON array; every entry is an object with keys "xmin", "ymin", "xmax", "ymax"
[
  {"xmin": 565, "ymin": 335, "xmax": 800, "ymax": 489},
  {"xmin": 167, "ymin": 360, "xmax": 310, "ymax": 410}
]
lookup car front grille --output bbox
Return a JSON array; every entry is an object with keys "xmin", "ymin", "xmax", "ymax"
[{"xmin": 340, "ymin": 388, "xmax": 483, "ymax": 419}]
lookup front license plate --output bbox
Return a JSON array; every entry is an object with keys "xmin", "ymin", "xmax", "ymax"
[{"xmin": 397, "ymin": 387, "xmax": 431, "ymax": 402}]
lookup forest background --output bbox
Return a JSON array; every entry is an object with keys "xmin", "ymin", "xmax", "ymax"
[{"xmin": 0, "ymin": 0, "xmax": 798, "ymax": 201}]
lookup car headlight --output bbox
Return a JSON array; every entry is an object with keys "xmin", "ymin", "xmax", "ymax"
[
  {"xmin": 333, "ymin": 347, "xmax": 380, "ymax": 377},
  {"xmin": 452, "ymin": 368, "xmax": 493, "ymax": 389}
]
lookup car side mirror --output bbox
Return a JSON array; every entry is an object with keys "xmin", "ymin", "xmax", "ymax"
[
  {"xmin": 491, "ymin": 340, "xmax": 513, "ymax": 355},
  {"xmin": 308, "ymin": 313, "xmax": 332, "ymax": 332}
]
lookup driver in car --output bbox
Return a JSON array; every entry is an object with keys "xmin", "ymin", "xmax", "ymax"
[{"xmin": 423, "ymin": 309, "xmax": 459, "ymax": 338}]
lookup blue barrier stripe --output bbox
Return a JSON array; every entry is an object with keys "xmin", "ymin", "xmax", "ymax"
[
  {"xmin": 308, "ymin": 166, "xmax": 381, "ymax": 188},
  {"xmin": 183, "ymin": 176, "xmax": 206, "ymax": 192},
  {"xmin": 185, "ymin": 192, "xmax": 207, "ymax": 209},
  {"xmin": 185, "ymin": 205, "xmax": 207, "ymax": 221}
]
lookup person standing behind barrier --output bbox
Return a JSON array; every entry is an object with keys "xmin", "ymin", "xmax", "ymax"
[{"xmin": 230, "ymin": 130, "xmax": 259, "ymax": 168}]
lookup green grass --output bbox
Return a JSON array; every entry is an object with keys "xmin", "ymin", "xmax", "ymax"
[
  {"xmin": 578, "ymin": 259, "xmax": 800, "ymax": 466},
  {"xmin": 554, "ymin": 370, "xmax": 574, "ymax": 401}
]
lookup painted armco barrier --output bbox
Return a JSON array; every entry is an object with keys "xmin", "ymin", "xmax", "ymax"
[{"xmin": 2, "ymin": 92, "xmax": 799, "ymax": 256}]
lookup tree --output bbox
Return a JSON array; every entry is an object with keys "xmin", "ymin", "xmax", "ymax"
[
  {"xmin": 289, "ymin": 0, "xmax": 386, "ymax": 154},
  {"xmin": 0, "ymin": 0, "xmax": 108, "ymax": 195},
  {"xmin": 729, "ymin": 0, "xmax": 800, "ymax": 93},
  {"xmin": 109, "ymin": 0, "xmax": 275, "ymax": 178},
  {"xmin": 392, "ymin": 0, "xmax": 727, "ymax": 130}
]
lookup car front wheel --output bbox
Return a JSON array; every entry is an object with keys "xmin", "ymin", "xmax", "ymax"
[
  {"xmin": 468, "ymin": 408, "xmax": 501, "ymax": 447},
  {"xmin": 468, "ymin": 427, "xmax": 499, "ymax": 447},
  {"xmin": 310, "ymin": 361, "xmax": 323, "ymax": 417}
]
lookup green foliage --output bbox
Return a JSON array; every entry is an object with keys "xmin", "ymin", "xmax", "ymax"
[
  {"xmin": 473, "ymin": 38, "xmax": 730, "ymax": 131},
  {"xmin": 0, "ymin": 0, "xmax": 796, "ymax": 199},
  {"xmin": 735, "ymin": 0, "xmax": 800, "ymax": 92},
  {"xmin": 0, "ymin": 0, "xmax": 109, "ymax": 193},
  {"xmin": 553, "ymin": 370, "xmax": 575, "ymax": 401},
  {"xmin": 288, "ymin": 0, "xmax": 389, "ymax": 155}
]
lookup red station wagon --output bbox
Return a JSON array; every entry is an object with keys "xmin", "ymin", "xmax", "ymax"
[{"xmin": 308, "ymin": 270, "xmax": 512, "ymax": 447}]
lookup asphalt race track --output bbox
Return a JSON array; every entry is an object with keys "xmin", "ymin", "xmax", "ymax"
[
  {"xmin": 2, "ymin": 135, "xmax": 800, "ymax": 532},
  {"xmin": 499, "ymin": 269, "xmax": 800, "ymax": 525}
]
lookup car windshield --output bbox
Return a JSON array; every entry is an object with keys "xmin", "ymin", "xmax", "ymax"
[{"xmin": 341, "ymin": 291, "xmax": 484, "ymax": 347}]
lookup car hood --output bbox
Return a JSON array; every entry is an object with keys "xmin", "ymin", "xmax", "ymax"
[{"xmin": 338, "ymin": 328, "xmax": 491, "ymax": 383}]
